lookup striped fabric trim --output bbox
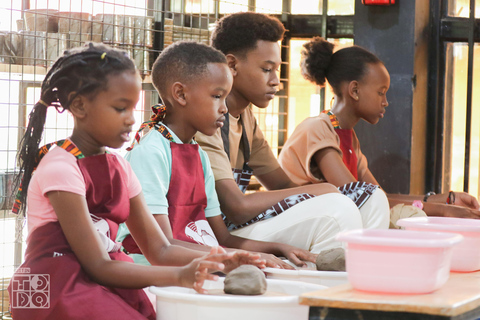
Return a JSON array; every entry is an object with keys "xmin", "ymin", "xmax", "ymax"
[
  {"xmin": 338, "ymin": 181, "xmax": 378, "ymax": 209},
  {"xmin": 12, "ymin": 139, "xmax": 84, "ymax": 214},
  {"xmin": 321, "ymin": 110, "xmax": 340, "ymax": 129},
  {"xmin": 224, "ymin": 193, "xmax": 316, "ymax": 231}
]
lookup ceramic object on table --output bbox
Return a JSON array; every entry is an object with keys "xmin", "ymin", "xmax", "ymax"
[
  {"xmin": 57, "ymin": 12, "xmax": 91, "ymax": 34},
  {"xmin": 17, "ymin": 31, "xmax": 46, "ymax": 66},
  {"xmin": 132, "ymin": 16, "xmax": 153, "ymax": 47},
  {"xmin": 24, "ymin": 9, "xmax": 58, "ymax": 33}
]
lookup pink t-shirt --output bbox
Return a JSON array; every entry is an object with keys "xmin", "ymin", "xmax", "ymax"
[{"xmin": 26, "ymin": 145, "xmax": 142, "ymax": 238}]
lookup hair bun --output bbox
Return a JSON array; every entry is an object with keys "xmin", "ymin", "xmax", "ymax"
[{"xmin": 300, "ymin": 37, "xmax": 334, "ymax": 86}]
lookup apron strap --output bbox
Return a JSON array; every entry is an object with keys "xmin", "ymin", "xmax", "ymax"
[{"xmin": 221, "ymin": 112, "xmax": 251, "ymax": 165}]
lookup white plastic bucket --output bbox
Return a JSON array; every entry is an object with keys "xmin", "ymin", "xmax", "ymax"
[
  {"xmin": 150, "ymin": 278, "xmax": 325, "ymax": 320},
  {"xmin": 263, "ymin": 267, "xmax": 348, "ymax": 287}
]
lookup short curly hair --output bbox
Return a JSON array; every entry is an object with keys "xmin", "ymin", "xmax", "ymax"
[
  {"xmin": 152, "ymin": 41, "xmax": 227, "ymax": 98},
  {"xmin": 211, "ymin": 12, "xmax": 285, "ymax": 57},
  {"xmin": 301, "ymin": 37, "xmax": 382, "ymax": 97}
]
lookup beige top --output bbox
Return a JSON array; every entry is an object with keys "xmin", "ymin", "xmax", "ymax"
[
  {"xmin": 196, "ymin": 106, "xmax": 280, "ymax": 182},
  {"xmin": 278, "ymin": 113, "xmax": 369, "ymax": 185}
]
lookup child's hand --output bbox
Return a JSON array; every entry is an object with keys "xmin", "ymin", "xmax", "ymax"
[
  {"xmin": 215, "ymin": 247, "xmax": 267, "ymax": 273},
  {"xmin": 179, "ymin": 247, "xmax": 228, "ymax": 294},
  {"xmin": 258, "ymin": 253, "xmax": 295, "ymax": 269},
  {"xmin": 439, "ymin": 204, "xmax": 480, "ymax": 219},
  {"xmin": 452, "ymin": 192, "xmax": 480, "ymax": 210},
  {"xmin": 280, "ymin": 245, "xmax": 317, "ymax": 268}
]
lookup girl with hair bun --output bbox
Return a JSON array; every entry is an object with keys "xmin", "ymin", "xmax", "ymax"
[
  {"xmin": 279, "ymin": 37, "xmax": 480, "ymax": 223},
  {"xmin": 8, "ymin": 43, "xmax": 261, "ymax": 320}
]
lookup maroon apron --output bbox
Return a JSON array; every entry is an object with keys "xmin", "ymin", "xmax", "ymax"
[
  {"xmin": 122, "ymin": 127, "xmax": 218, "ymax": 255},
  {"xmin": 322, "ymin": 110, "xmax": 379, "ymax": 209},
  {"xmin": 9, "ymin": 148, "xmax": 155, "ymax": 320},
  {"xmin": 167, "ymin": 143, "xmax": 218, "ymax": 245},
  {"xmin": 335, "ymin": 128, "xmax": 358, "ymax": 180},
  {"xmin": 321, "ymin": 110, "xmax": 358, "ymax": 179}
]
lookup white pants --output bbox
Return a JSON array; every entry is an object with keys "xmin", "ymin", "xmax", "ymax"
[
  {"xmin": 231, "ymin": 191, "xmax": 389, "ymax": 254},
  {"xmin": 231, "ymin": 193, "xmax": 361, "ymax": 254},
  {"xmin": 358, "ymin": 188, "xmax": 390, "ymax": 230}
]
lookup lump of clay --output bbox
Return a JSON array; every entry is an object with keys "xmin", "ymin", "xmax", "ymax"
[
  {"xmin": 316, "ymin": 248, "xmax": 346, "ymax": 271},
  {"xmin": 389, "ymin": 203, "xmax": 427, "ymax": 229},
  {"xmin": 224, "ymin": 265, "xmax": 267, "ymax": 295}
]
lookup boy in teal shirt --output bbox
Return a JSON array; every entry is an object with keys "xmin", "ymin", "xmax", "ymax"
[{"xmin": 117, "ymin": 41, "xmax": 316, "ymax": 268}]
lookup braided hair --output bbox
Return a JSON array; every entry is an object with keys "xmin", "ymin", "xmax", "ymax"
[{"xmin": 13, "ymin": 42, "xmax": 137, "ymax": 216}]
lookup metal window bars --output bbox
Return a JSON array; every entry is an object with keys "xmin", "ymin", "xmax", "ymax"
[{"xmin": 0, "ymin": 0, "xmax": 290, "ymax": 317}]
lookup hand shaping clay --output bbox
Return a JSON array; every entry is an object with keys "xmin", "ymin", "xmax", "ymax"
[
  {"xmin": 316, "ymin": 248, "xmax": 346, "ymax": 271},
  {"xmin": 224, "ymin": 265, "xmax": 267, "ymax": 295}
]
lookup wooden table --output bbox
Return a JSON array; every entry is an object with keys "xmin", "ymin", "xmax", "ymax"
[{"xmin": 300, "ymin": 271, "xmax": 480, "ymax": 320}]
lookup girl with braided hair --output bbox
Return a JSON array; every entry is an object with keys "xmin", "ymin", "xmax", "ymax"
[{"xmin": 8, "ymin": 43, "xmax": 263, "ymax": 320}]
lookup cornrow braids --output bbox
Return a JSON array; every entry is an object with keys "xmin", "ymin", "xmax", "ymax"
[{"xmin": 13, "ymin": 42, "xmax": 137, "ymax": 216}]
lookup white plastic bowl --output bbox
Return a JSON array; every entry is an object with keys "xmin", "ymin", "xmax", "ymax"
[
  {"xmin": 263, "ymin": 267, "xmax": 348, "ymax": 287},
  {"xmin": 397, "ymin": 216, "xmax": 480, "ymax": 272},
  {"xmin": 337, "ymin": 229, "xmax": 463, "ymax": 294},
  {"xmin": 150, "ymin": 278, "xmax": 325, "ymax": 320}
]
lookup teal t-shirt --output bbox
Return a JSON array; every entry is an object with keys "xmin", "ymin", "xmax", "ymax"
[{"xmin": 116, "ymin": 124, "xmax": 221, "ymax": 247}]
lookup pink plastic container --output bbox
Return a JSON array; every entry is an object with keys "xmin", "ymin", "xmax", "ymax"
[
  {"xmin": 336, "ymin": 229, "xmax": 463, "ymax": 294},
  {"xmin": 397, "ymin": 217, "xmax": 480, "ymax": 272}
]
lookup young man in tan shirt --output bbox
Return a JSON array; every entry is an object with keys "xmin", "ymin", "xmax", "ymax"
[{"xmin": 196, "ymin": 12, "xmax": 390, "ymax": 265}]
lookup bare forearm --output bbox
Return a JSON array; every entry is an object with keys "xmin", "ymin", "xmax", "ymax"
[
  {"xmin": 145, "ymin": 243, "xmax": 205, "ymax": 266},
  {"xmin": 220, "ymin": 235, "xmax": 284, "ymax": 256},
  {"xmin": 387, "ymin": 193, "xmax": 422, "ymax": 203},
  {"xmin": 387, "ymin": 193, "xmax": 445, "ymax": 215},
  {"xmin": 387, "ymin": 194, "xmax": 480, "ymax": 218},
  {"xmin": 168, "ymin": 238, "xmax": 212, "ymax": 252},
  {"xmin": 85, "ymin": 259, "xmax": 182, "ymax": 289}
]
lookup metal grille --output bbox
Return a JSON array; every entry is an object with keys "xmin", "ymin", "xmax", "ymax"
[{"xmin": 0, "ymin": 0, "xmax": 291, "ymax": 317}]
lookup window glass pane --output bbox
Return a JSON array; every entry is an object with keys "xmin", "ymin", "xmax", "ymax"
[
  {"xmin": 30, "ymin": 0, "xmax": 148, "ymax": 15},
  {"xmin": 447, "ymin": 0, "xmax": 480, "ymax": 18},
  {"xmin": 328, "ymin": 0, "xmax": 354, "ymax": 15},
  {"xmin": 255, "ymin": 0, "xmax": 283, "ymax": 13},
  {"xmin": 291, "ymin": 0, "xmax": 354, "ymax": 15},
  {"xmin": 287, "ymin": 38, "xmax": 353, "ymax": 137},
  {"xmin": 291, "ymin": 0, "xmax": 321, "ymax": 14},
  {"xmin": 219, "ymin": 0, "xmax": 249, "ymax": 14},
  {"xmin": 0, "ymin": 0, "xmax": 22, "ymax": 32},
  {"xmin": 444, "ymin": 42, "xmax": 480, "ymax": 198},
  {"xmin": 0, "ymin": 72, "xmax": 21, "ymax": 171},
  {"xmin": 185, "ymin": 0, "xmax": 215, "ymax": 14}
]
